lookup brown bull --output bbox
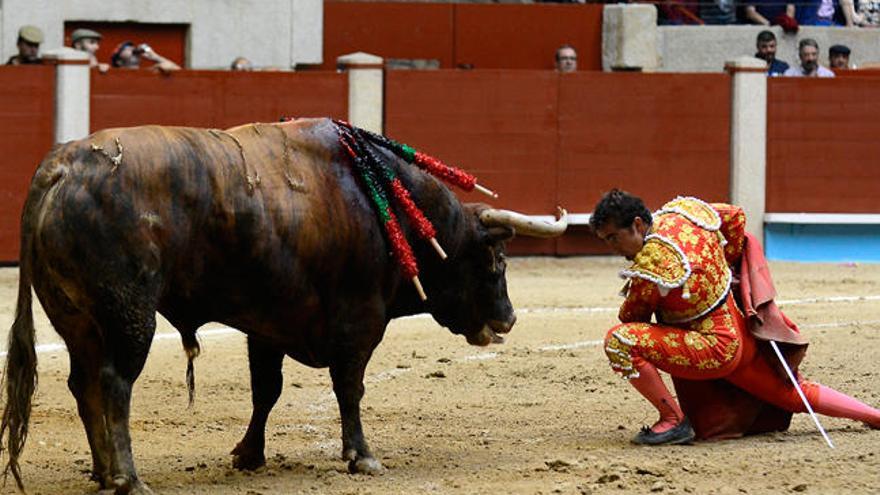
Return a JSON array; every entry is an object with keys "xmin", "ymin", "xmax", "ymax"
[{"xmin": 0, "ymin": 118, "xmax": 567, "ymax": 494}]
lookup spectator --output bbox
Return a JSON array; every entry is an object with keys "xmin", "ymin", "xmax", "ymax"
[
  {"xmin": 783, "ymin": 38, "xmax": 835, "ymax": 77},
  {"xmin": 71, "ymin": 28, "xmax": 109, "ymax": 73},
  {"xmin": 111, "ymin": 41, "xmax": 181, "ymax": 73},
  {"xmin": 700, "ymin": 0, "xmax": 736, "ymax": 24},
  {"xmin": 657, "ymin": 0, "xmax": 702, "ymax": 25},
  {"xmin": 6, "ymin": 25, "xmax": 43, "ymax": 65},
  {"xmin": 839, "ymin": 0, "xmax": 862, "ymax": 24},
  {"xmin": 754, "ymin": 30, "xmax": 790, "ymax": 76},
  {"xmin": 555, "ymin": 45, "xmax": 577, "ymax": 73},
  {"xmin": 797, "ymin": 0, "xmax": 858, "ymax": 25},
  {"xmin": 743, "ymin": 0, "xmax": 797, "ymax": 28},
  {"xmin": 829, "ymin": 44, "xmax": 853, "ymax": 70},
  {"xmin": 855, "ymin": 0, "xmax": 880, "ymax": 25},
  {"xmin": 230, "ymin": 56, "xmax": 253, "ymax": 71}
]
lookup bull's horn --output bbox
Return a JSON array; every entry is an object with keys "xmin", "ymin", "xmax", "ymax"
[{"xmin": 479, "ymin": 206, "xmax": 568, "ymax": 238}]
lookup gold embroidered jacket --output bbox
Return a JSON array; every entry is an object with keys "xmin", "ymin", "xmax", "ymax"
[{"xmin": 619, "ymin": 197, "xmax": 745, "ymax": 325}]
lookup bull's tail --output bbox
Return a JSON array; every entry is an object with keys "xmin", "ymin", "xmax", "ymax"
[{"xmin": 0, "ymin": 189, "xmax": 41, "ymax": 491}]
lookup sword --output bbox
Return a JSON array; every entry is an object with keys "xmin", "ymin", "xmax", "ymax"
[{"xmin": 769, "ymin": 340, "xmax": 835, "ymax": 449}]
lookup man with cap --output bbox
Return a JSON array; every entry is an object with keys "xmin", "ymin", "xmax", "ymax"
[
  {"xmin": 71, "ymin": 28, "xmax": 109, "ymax": 72},
  {"xmin": 829, "ymin": 44, "xmax": 853, "ymax": 70},
  {"xmin": 6, "ymin": 25, "xmax": 43, "ymax": 65}
]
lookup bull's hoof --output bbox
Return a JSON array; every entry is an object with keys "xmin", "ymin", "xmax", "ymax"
[
  {"xmin": 91, "ymin": 470, "xmax": 114, "ymax": 490},
  {"xmin": 348, "ymin": 456, "xmax": 384, "ymax": 475},
  {"xmin": 231, "ymin": 442, "xmax": 266, "ymax": 471},
  {"xmin": 108, "ymin": 475, "xmax": 154, "ymax": 495}
]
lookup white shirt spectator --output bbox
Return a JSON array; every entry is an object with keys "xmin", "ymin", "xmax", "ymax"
[{"xmin": 783, "ymin": 65, "xmax": 835, "ymax": 77}]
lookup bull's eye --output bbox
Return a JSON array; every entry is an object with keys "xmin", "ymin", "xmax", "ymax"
[{"xmin": 488, "ymin": 249, "xmax": 505, "ymax": 275}]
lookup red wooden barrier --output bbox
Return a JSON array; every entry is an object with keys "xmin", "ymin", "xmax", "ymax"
[
  {"xmin": 557, "ymin": 73, "xmax": 731, "ymax": 214},
  {"xmin": 324, "ymin": 3, "xmax": 454, "ymax": 69},
  {"xmin": 767, "ymin": 77, "xmax": 880, "ymax": 213},
  {"xmin": 454, "ymin": 4, "xmax": 603, "ymax": 71},
  {"xmin": 386, "ymin": 70, "xmax": 560, "ymax": 254},
  {"xmin": 386, "ymin": 70, "xmax": 732, "ymax": 255},
  {"xmin": 0, "ymin": 66, "xmax": 55, "ymax": 263},
  {"xmin": 91, "ymin": 70, "xmax": 347, "ymax": 131},
  {"xmin": 322, "ymin": 2, "xmax": 603, "ymax": 71},
  {"xmin": 557, "ymin": 72, "xmax": 730, "ymax": 254}
]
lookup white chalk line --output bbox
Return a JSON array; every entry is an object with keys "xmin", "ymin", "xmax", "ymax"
[
  {"xmin": 800, "ymin": 319, "xmax": 880, "ymax": 330},
  {"xmin": 2, "ymin": 293, "xmax": 878, "ymax": 359},
  {"xmin": 5, "ymin": 296, "xmax": 879, "ymax": 453}
]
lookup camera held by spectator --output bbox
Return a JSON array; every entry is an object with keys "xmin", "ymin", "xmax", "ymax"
[{"xmin": 112, "ymin": 41, "xmax": 180, "ymax": 73}]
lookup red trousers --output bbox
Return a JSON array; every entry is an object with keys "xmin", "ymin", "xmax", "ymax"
[{"xmin": 605, "ymin": 295, "xmax": 818, "ymax": 413}]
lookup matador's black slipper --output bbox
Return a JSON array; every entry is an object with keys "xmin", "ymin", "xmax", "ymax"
[{"xmin": 632, "ymin": 417, "xmax": 695, "ymax": 446}]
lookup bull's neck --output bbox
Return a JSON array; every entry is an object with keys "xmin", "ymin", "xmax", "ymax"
[{"xmin": 385, "ymin": 160, "xmax": 470, "ymax": 319}]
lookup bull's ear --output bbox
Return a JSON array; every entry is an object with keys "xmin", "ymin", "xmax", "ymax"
[{"xmin": 487, "ymin": 225, "xmax": 514, "ymax": 242}]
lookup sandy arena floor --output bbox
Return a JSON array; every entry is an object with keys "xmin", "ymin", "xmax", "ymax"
[{"xmin": 0, "ymin": 257, "xmax": 878, "ymax": 495}]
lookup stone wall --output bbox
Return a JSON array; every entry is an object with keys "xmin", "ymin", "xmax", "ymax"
[
  {"xmin": 2, "ymin": 0, "xmax": 322, "ymax": 69},
  {"xmin": 604, "ymin": 4, "xmax": 880, "ymax": 72}
]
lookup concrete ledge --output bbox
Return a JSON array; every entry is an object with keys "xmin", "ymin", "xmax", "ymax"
[
  {"xmin": 658, "ymin": 25, "xmax": 880, "ymax": 72},
  {"xmin": 603, "ymin": 4, "xmax": 658, "ymax": 71}
]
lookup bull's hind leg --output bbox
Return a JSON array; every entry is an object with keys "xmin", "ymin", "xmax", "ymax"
[
  {"xmin": 35, "ymin": 280, "xmax": 115, "ymax": 488},
  {"xmin": 46, "ymin": 311, "xmax": 114, "ymax": 488},
  {"xmin": 231, "ymin": 336, "xmax": 284, "ymax": 470},
  {"xmin": 93, "ymin": 294, "xmax": 159, "ymax": 495},
  {"xmin": 68, "ymin": 348, "xmax": 114, "ymax": 488}
]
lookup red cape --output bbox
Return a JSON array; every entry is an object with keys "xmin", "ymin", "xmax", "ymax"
[{"xmin": 672, "ymin": 232, "xmax": 809, "ymax": 440}]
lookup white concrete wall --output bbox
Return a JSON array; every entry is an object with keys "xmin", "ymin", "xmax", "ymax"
[
  {"xmin": 1, "ymin": 0, "xmax": 322, "ymax": 69},
  {"xmin": 603, "ymin": 4, "xmax": 659, "ymax": 71},
  {"xmin": 42, "ymin": 48, "xmax": 91, "ymax": 143},
  {"xmin": 726, "ymin": 56, "xmax": 767, "ymax": 245},
  {"xmin": 659, "ymin": 25, "xmax": 880, "ymax": 72},
  {"xmin": 338, "ymin": 52, "xmax": 384, "ymax": 134}
]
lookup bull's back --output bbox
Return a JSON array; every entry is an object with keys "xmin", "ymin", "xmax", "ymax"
[{"xmin": 27, "ymin": 120, "xmax": 385, "ymax": 331}]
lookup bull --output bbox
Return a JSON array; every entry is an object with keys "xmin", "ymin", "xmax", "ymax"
[{"xmin": 0, "ymin": 118, "xmax": 567, "ymax": 494}]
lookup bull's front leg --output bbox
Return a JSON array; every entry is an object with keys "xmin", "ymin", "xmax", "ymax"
[
  {"xmin": 232, "ymin": 336, "xmax": 285, "ymax": 470},
  {"xmin": 329, "ymin": 351, "xmax": 383, "ymax": 475}
]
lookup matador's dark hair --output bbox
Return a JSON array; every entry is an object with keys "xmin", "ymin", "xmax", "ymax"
[{"xmin": 589, "ymin": 188, "xmax": 652, "ymax": 231}]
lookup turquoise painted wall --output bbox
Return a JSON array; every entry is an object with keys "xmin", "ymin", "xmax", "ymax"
[{"xmin": 765, "ymin": 224, "xmax": 880, "ymax": 263}]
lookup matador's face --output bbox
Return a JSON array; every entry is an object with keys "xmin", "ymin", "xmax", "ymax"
[{"xmin": 595, "ymin": 216, "xmax": 649, "ymax": 260}]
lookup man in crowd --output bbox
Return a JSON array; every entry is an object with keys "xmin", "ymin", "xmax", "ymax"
[
  {"xmin": 743, "ymin": 0, "xmax": 798, "ymax": 28},
  {"xmin": 111, "ymin": 41, "xmax": 181, "ymax": 73},
  {"xmin": 754, "ymin": 30, "xmax": 789, "ymax": 76},
  {"xmin": 555, "ymin": 45, "xmax": 577, "ymax": 73},
  {"xmin": 828, "ymin": 44, "xmax": 853, "ymax": 70},
  {"xmin": 6, "ymin": 25, "xmax": 43, "ymax": 65},
  {"xmin": 71, "ymin": 28, "xmax": 109, "ymax": 72},
  {"xmin": 230, "ymin": 56, "xmax": 254, "ymax": 71},
  {"xmin": 784, "ymin": 38, "xmax": 835, "ymax": 77}
]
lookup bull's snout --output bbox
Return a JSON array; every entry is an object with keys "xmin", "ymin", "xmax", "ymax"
[
  {"xmin": 490, "ymin": 313, "xmax": 516, "ymax": 334},
  {"xmin": 466, "ymin": 313, "xmax": 517, "ymax": 347}
]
